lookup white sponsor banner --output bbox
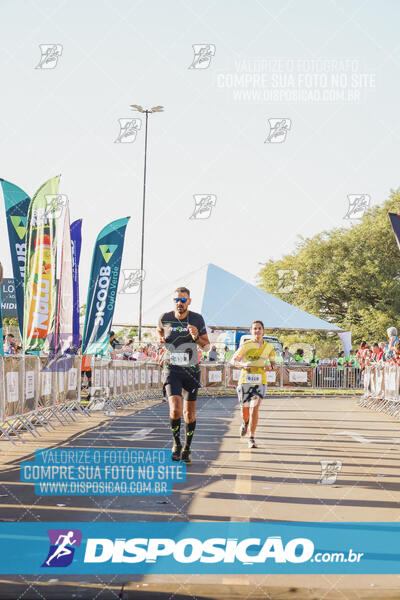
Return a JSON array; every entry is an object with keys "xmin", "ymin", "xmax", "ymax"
[
  {"xmin": 153, "ymin": 369, "xmax": 159, "ymax": 383},
  {"xmin": 209, "ymin": 370, "xmax": 222, "ymax": 383},
  {"xmin": 266, "ymin": 371, "xmax": 276, "ymax": 383},
  {"xmin": 25, "ymin": 370, "xmax": 35, "ymax": 399},
  {"xmin": 68, "ymin": 368, "xmax": 77, "ymax": 390},
  {"xmin": 147, "ymin": 369, "xmax": 152, "ymax": 383},
  {"xmin": 128, "ymin": 370, "xmax": 133, "ymax": 386},
  {"xmin": 387, "ymin": 370, "xmax": 397, "ymax": 391},
  {"xmin": 103, "ymin": 370, "xmax": 108, "ymax": 388},
  {"xmin": 116, "ymin": 370, "xmax": 121, "ymax": 388},
  {"xmin": 141, "ymin": 369, "xmax": 146, "ymax": 384},
  {"xmin": 135, "ymin": 368, "xmax": 139, "ymax": 384},
  {"xmin": 122, "ymin": 370, "xmax": 127, "ymax": 387},
  {"xmin": 109, "ymin": 369, "xmax": 114, "ymax": 388},
  {"xmin": 94, "ymin": 370, "xmax": 101, "ymax": 388},
  {"xmin": 232, "ymin": 369, "xmax": 240, "ymax": 381},
  {"xmin": 289, "ymin": 370, "xmax": 308, "ymax": 383},
  {"xmin": 42, "ymin": 372, "xmax": 52, "ymax": 396},
  {"xmin": 7, "ymin": 371, "xmax": 19, "ymax": 403},
  {"xmin": 58, "ymin": 371, "xmax": 65, "ymax": 393}
]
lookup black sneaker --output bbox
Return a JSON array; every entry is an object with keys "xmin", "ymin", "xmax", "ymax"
[
  {"xmin": 171, "ymin": 444, "xmax": 182, "ymax": 461},
  {"xmin": 181, "ymin": 448, "xmax": 192, "ymax": 464}
]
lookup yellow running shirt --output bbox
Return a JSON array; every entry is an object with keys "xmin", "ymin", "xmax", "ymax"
[{"xmin": 236, "ymin": 340, "xmax": 276, "ymax": 385}]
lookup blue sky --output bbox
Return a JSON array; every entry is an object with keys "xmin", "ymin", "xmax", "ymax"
[{"xmin": 1, "ymin": 0, "xmax": 399, "ymax": 322}]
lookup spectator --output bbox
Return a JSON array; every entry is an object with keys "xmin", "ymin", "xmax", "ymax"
[
  {"xmin": 309, "ymin": 349, "xmax": 318, "ymax": 366},
  {"xmin": 392, "ymin": 340, "xmax": 400, "ymax": 365},
  {"xmin": 3, "ymin": 334, "xmax": 16, "ymax": 355},
  {"xmin": 80, "ymin": 353, "xmax": 92, "ymax": 400},
  {"xmin": 283, "ymin": 346, "xmax": 294, "ymax": 363},
  {"xmin": 371, "ymin": 343, "xmax": 381, "ymax": 362},
  {"xmin": 387, "ymin": 327, "xmax": 399, "ymax": 359},
  {"xmin": 109, "ymin": 331, "xmax": 120, "ymax": 350},
  {"xmin": 122, "ymin": 339, "xmax": 134, "ymax": 360},
  {"xmin": 346, "ymin": 348, "xmax": 359, "ymax": 368},
  {"xmin": 378, "ymin": 342, "xmax": 386, "ymax": 361},
  {"xmin": 337, "ymin": 350, "xmax": 345, "ymax": 385},
  {"xmin": 223, "ymin": 345, "xmax": 234, "ymax": 363},
  {"xmin": 356, "ymin": 341, "xmax": 371, "ymax": 371},
  {"xmin": 208, "ymin": 345, "xmax": 218, "ymax": 361},
  {"xmin": 137, "ymin": 347, "xmax": 146, "ymax": 360},
  {"xmin": 294, "ymin": 348, "xmax": 304, "ymax": 363}
]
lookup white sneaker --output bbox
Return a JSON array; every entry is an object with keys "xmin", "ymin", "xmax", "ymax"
[{"xmin": 248, "ymin": 437, "xmax": 257, "ymax": 449}]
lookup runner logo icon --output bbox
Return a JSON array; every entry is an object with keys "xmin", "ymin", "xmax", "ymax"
[
  {"xmin": 35, "ymin": 44, "xmax": 63, "ymax": 69},
  {"xmin": 114, "ymin": 118, "xmax": 142, "ymax": 143},
  {"xmin": 344, "ymin": 194, "xmax": 371, "ymax": 220},
  {"xmin": 42, "ymin": 529, "xmax": 82, "ymax": 567},
  {"xmin": 265, "ymin": 119, "xmax": 291, "ymax": 143},
  {"xmin": 189, "ymin": 195, "xmax": 217, "ymax": 220},
  {"xmin": 188, "ymin": 44, "xmax": 216, "ymax": 69}
]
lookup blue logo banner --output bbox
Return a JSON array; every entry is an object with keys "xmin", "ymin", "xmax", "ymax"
[
  {"xmin": 0, "ymin": 522, "xmax": 399, "ymax": 574},
  {"xmin": 81, "ymin": 217, "xmax": 130, "ymax": 355},
  {"xmin": 0, "ymin": 179, "xmax": 31, "ymax": 337}
]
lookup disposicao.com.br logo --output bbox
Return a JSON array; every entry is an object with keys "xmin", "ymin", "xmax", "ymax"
[
  {"xmin": 82, "ymin": 536, "xmax": 362, "ymax": 565},
  {"xmin": 42, "ymin": 529, "xmax": 82, "ymax": 567}
]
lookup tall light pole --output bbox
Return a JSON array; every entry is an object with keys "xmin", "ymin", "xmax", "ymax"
[{"xmin": 130, "ymin": 104, "xmax": 164, "ymax": 343}]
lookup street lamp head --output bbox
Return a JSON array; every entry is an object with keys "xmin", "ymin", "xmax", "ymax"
[
  {"xmin": 131, "ymin": 104, "xmax": 164, "ymax": 113},
  {"xmin": 130, "ymin": 104, "xmax": 144, "ymax": 113}
]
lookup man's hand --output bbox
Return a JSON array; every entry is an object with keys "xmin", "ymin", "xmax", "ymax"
[
  {"xmin": 157, "ymin": 328, "xmax": 165, "ymax": 345},
  {"xmin": 188, "ymin": 325, "xmax": 199, "ymax": 340}
]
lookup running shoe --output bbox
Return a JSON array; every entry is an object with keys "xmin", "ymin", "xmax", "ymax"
[
  {"xmin": 248, "ymin": 437, "xmax": 257, "ymax": 449},
  {"xmin": 181, "ymin": 448, "xmax": 192, "ymax": 464},
  {"xmin": 240, "ymin": 421, "xmax": 249, "ymax": 437},
  {"xmin": 171, "ymin": 444, "xmax": 182, "ymax": 461}
]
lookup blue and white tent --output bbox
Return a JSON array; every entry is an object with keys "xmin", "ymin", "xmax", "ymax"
[{"xmin": 137, "ymin": 263, "xmax": 344, "ymax": 332}]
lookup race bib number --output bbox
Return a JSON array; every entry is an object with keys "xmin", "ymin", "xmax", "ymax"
[
  {"xmin": 170, "ymin": 353, "xmax": 189, "ymax": 366},
  {"xmin": 245, "ymin": 373, "xmax": 262, "ymax": 384}
]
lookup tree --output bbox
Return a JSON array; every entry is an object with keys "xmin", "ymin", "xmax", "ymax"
[{"xmin": 257, "ymin": 188, "xmax": 400, "ymax": 344}]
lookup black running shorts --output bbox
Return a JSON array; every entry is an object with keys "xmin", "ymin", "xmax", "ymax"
[{"xmin": 163, "ymin": 368, "xmax": 201, "ymax": 402}]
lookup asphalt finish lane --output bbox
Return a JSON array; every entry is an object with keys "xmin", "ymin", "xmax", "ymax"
[{"xmin": 1, "ymin": 394, "xmax": 400, "ymax": 598}]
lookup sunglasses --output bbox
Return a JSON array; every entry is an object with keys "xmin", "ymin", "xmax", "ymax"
[{"xmin": 173, "ymin": 298, "xmax": 188, "ymax": 304}]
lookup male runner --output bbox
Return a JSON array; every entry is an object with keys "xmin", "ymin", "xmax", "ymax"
[
  {"xmin": 157, "ymin": 287, "xmax": 210, "ymax": 463},
  {"xmin": 230, "ymin": 320, "xmax": 276, "ymax": 448}
]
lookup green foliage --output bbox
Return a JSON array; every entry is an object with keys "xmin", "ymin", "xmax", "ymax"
[
  {"xmin": 3, "ymin": 317, "xmax": 18, "ymax": 326},
  {"xmin": 114, "ymin": 326, "xmax": 138, "ymax": 342},
  {"xmin": 257, "ymin": 189, "xmax": 400, "ymax": 345}
]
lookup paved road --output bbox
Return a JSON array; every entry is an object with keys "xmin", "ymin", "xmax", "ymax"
[{"xmin": 0, "ymin": 394, "xmax": 400, "ymax": 598}]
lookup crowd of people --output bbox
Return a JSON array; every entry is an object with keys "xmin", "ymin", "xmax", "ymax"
[
  {"xmin": 4, "ymin": 327, "xmax": 400, "ymax": 373},
  {"xmin": 354, "ymin": 327, "xmax": 400, "ymax": 370}
]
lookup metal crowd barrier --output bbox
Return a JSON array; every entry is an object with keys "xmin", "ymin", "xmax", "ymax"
[
  {"xmin": 359, "ymin": 364, "xmax": 400, "ymax": 415},
  {"xmin": 0, "ymin": 356, "xmax": 364, "ymax": 444},
  {"xmin": 0, "ymin": 354, "xmax": 89, "ymax": 444},
  {"xmin": 222, "ymin": 364, "xmax": 362, "ymax": 390}
]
